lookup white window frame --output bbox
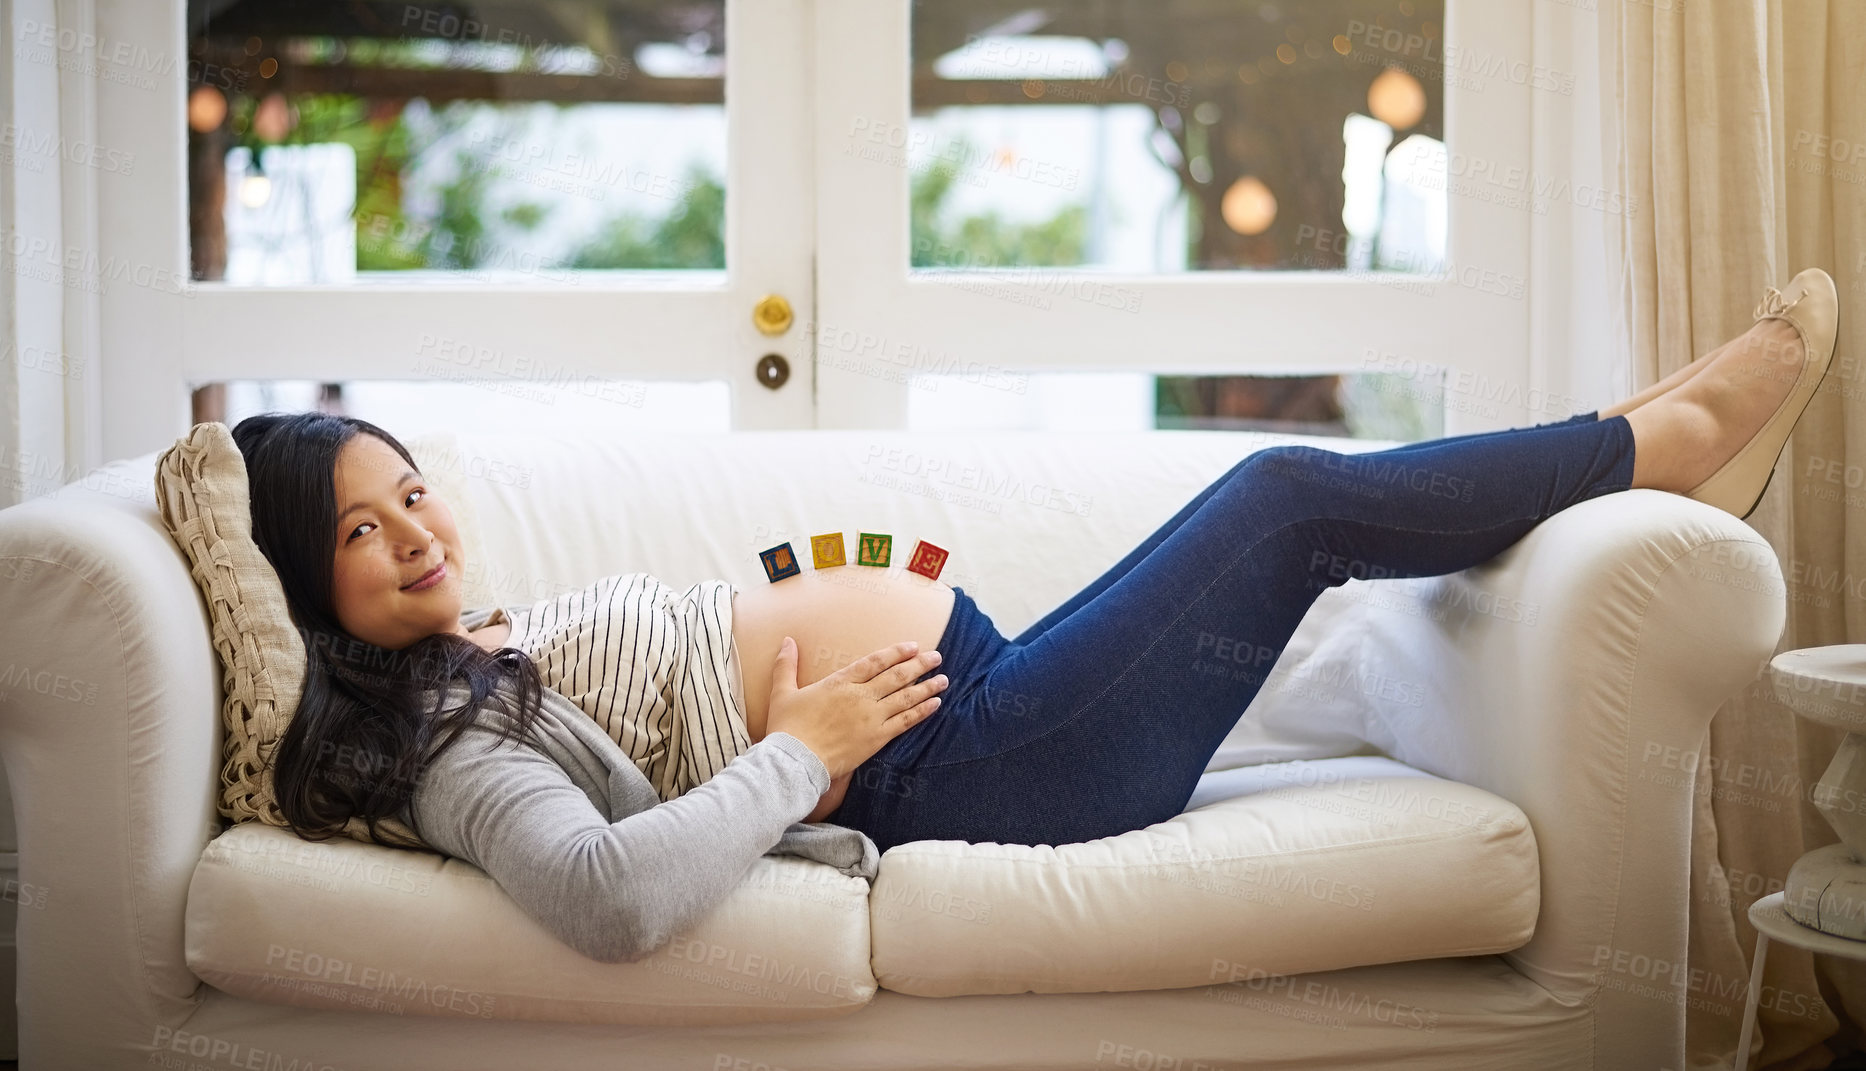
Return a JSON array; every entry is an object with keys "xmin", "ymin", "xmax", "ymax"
[
  {"xmin": 94, "ymin": 0, "xmax": 818, "ymax": 461},
  {"xmin": 91, "ymin": 0, "xmax": 1551, "ymax": 460},
  {"xmin": 813, "ymin": 0, "xmax": 1538, "ymax": 435}
]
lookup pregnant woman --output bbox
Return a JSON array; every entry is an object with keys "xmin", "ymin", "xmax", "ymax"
[{"xmin": 238, "ymin": 270, "xmax": 1834, "ymax": 962}]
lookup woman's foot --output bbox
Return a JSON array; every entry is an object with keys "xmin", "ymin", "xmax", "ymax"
[
  {"xmin": 1597, "ymin": 346, "xmax": 1721, "ymax": 419},
  {"xmin": 1623, "ymin": 316, "xmax": 1806, "ymax": 493}
]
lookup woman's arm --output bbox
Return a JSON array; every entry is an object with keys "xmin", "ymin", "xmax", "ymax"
[
  {"xmin": 751, "ymin": 701, "xmax": 851, "ymax": 821},
  {"xmin": 805, "ymin": 770, "xmax": 854, "ymax": 823},
  {"xmin": 752, "ymin": 639, "xmax": 944, "ymax": 823},
  {"xmin": 409, "ymin": 722, "xmax": 831, "ymax": 964}
]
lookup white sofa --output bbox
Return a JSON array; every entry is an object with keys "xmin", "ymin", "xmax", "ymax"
[{"xmin": 0, "ymin": 426, "xmax": 1785, "ymax": 1071}]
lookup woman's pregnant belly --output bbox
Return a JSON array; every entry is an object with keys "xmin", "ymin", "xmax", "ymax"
[{"xmin": 731, "ymin": 568, "xmax": 956, "ymax": 745}]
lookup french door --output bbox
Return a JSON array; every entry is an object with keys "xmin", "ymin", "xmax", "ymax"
[{"xmin": 94, "ymin": 0, "xmax": 1534, "ymax": 460}]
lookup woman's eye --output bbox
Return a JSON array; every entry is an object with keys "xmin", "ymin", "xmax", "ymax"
[{"xmin": 344, "ymin": 489, "xmax": 424, "ymax": 543}]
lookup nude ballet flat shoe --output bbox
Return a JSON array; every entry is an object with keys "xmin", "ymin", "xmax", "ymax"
[{"xmin": 1685, "ymin": 267, "xmax": 1840, "ymax": 520}]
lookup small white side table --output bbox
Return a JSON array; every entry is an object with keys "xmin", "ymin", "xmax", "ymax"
[
  {"xmin": 1768, "ymin": 646, "xmax": 1866, "ymax": 937},
  {"xmin": 1735, "ymin": 647, "xmax": 1866, "ymax": 1070},
  {"xmin": 1734, "ymin": 891, "xmax": 1866, "ymax": 1071}
]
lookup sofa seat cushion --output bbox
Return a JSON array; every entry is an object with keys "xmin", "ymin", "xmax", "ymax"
[
  {"xmin": 869, "ymin": 756, "xmax": 1539, "ymax": 997},
  {"xmin": 185, "ymin": 823, "xmax": 876, "ymax": 1025}
]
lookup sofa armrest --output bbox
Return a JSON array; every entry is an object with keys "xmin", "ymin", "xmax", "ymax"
[
  {"xmin": 1343, "ymin": 489, "xmax": 1783, "ymax": 1063},
  {"xmin": 0, "ymin": 470, "xmax": 223, "ymax": 1069}
]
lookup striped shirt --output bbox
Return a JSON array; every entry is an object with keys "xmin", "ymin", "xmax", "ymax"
[{"xmin": 481, "ymin": 573, "xmax": 749, "ymax": 802}]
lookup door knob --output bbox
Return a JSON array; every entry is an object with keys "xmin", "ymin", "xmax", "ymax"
[{"xmin": 752, "ymin": 294, "xmax": 794, "ymax": 336}]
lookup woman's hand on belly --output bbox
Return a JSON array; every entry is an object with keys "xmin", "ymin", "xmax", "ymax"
[
  {"xmin": 734, "ymin": 570, "xmax": 956, "ymax": 747},
  {"xmin": 734, "ymin": 571, "xmax": 955, "ymax": 821},
  {"xmin": 764, "ymin": 637, "xmax": 948, "ymax": 782}
]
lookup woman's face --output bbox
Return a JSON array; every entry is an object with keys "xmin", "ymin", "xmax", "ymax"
[{"xmin": 329, "ymin": 434, "xmax": 466, "ymax": 650}]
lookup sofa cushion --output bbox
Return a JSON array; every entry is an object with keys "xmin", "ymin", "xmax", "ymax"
[
  {"xmin": 184, "ymin": 822, "xmax": 876, "ymax": 1025},
  {"xmin": 155, "ymin": 422, "xmax": 314, "ymax": 837},
  {"xmin": 868, "ymin": 755, "xmax": 1539, "ymax": 997},
  {"xmin": 183, "ymin": 758, "xmax": 1533, "ymax": 1017},
  {"xmin": 153, "ymin": 422, "xmax": 489, "ymax": 850}
]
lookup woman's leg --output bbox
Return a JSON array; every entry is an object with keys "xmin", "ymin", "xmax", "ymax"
[
  {"xmin": 831, "ymin": 414, "xmax": 1637, "ymax": 852},
  {"xmin": 1010, "ymin": 409, "xmax": 1601, "ymax": 647},
  {"xmin": 1010, "ymin": 324, "xmax": 1743, "ymax": 647}
]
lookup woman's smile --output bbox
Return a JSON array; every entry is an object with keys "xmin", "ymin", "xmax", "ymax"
[{"xmin": 403, "ymin": 559, "xmax": 447, "ymax": 592}]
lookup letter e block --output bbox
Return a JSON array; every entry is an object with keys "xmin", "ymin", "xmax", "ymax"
[{"xmin": 907, "ymin": 539, "xmax": 949, "ymax": 580}]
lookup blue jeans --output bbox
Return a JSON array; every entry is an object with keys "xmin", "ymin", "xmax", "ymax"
[{"xmin": 824, "ymin": 411, "xmax": 1638, "ymax": 852}]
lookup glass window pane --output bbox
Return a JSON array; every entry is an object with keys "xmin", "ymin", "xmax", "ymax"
[
  {"xmin": 907, "ymin": 0, "xmax": 1446, "ymax": 273},
  {"xmin": 1156, "ymin": 371, "xmax": 1444, "ymax": 439},
  {"xmin": 185, "ymin": 1, "xmax": 726, "ymax": 285},
  {"xmin": 906, "ymin": 370, "xmax": 1445, "ymax": 440}
]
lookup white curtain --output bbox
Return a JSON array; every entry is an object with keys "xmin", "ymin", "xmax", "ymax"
[
  {"xmin": 1599, "ymin": 1, "xmax": 1866, "ymax": 1066},
  {"xmin": 0, "ymin": 0, "xmax": 105, "ymax": 507}
]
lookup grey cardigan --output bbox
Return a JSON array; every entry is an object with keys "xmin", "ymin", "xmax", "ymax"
[{"xmin": 395, "ymin": 605, "xmax": 880, "ymax": 964}]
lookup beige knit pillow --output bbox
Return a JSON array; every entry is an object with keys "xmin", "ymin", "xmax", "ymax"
[{"xmin": 155, "ymin": 421, "xmax": 490, "ymax": 852}]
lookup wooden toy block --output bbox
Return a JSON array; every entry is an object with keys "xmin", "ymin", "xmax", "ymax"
[
  {"xmin": 856, "ymin": 532, "xmax": 892, "ymax": 567},
  {"xmin": 906, "ymin": 539, "xmax": 948, "ymax": 581},
  {"xmin": 811, "ymin": 532, "xmax": 847, "ymax": 568},
  {"xmin": 759, "ymin": 542, "xmax": 801, "ymax": 582}
]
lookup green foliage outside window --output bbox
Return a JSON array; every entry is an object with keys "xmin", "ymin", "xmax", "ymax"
[{"xmin": 909, "ymin": 140, "xmax": 1087, "ymax": 269}]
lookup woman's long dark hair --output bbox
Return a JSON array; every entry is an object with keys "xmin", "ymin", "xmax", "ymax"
[{"xmin": 231, "ymin": 411, "xmax": 546, "ymax": 847}]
